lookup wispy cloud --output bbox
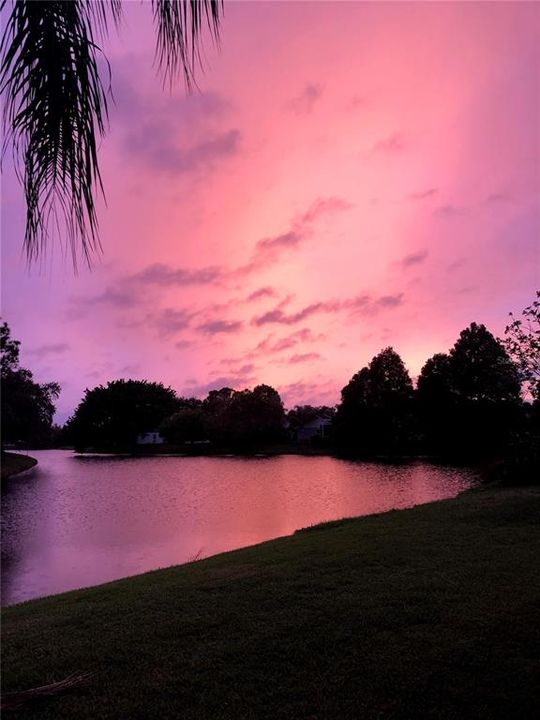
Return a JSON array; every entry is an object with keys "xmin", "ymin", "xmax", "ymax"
[
  {"xmin": 434, "ymin": 204, "xmax": 468, "ymax": 218},
  {"xmin": 373, "ymin": 133, "xmax": 405, "ymax": 154},
  {"xmin": 126, "ymin": 125, "xmax": 241, "ymax": 175},
  {"xmin": 285, "ymin": 83, "xmax": 324, "ymax": 114},
  {"xmin": 252, "ymin": 293, "xmax": 403, "ymax": 326},
  {"xmin": 26, "ymin": 343, "xmax": 70, "ymax": 358},
  {"xmin": 400, "ymin": 250, "xmax": 429, "ymax": 267},
  {"xmin": 133, "ymin": 264, "xmax": 224, "ymax": 286},
  {"xmin": 235, "ymin": 196, "xmax": 352, "ymax": 276},
  {"xmin": 408, "ymin": 188, "xmax": 438, "ymax": 200},
  {"xmin": 196, "ymin": 319, "xmax": 243, "ymax": 335},
  {"xmin": 287, "ymin": 352, "xmax": 321, "ymax": 364},
  {"xmin": 246, "ymin": 287, "xmax": 277, "ymax": 302}
]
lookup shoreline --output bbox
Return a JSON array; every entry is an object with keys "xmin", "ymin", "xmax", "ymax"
[{"xmin": 1, "ymin": 452, "xmax": 38, "ymax": 481}]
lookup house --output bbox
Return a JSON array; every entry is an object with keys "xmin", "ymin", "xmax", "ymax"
[
  {"xmin": 297, "ymin": 416, "xmax": 332, "ymax": 442},
  {"xmin": 136, "ymin": 431, "xmax": 164, "ymax": 445}
]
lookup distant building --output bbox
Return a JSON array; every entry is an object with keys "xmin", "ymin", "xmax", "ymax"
[
  {"xmin": 136, "ymin": 431, "xmax": 164, "ymax": 445},
  {"xmin": 297, "ymin": 416, "xmax": 332, "ymax": 442}
]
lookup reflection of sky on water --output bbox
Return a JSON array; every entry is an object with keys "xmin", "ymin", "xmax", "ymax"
[{"xmin": 1, "ymin": 451, "xmax": 475, "ymax": 604}]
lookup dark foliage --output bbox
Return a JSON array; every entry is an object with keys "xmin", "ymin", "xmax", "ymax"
[
  {"xmin": 1, "ymin": 321, "xmax": 60, "ymax": 446},
  {"xmin": 65, "ymin": 379, "xmax": 179, "ymax": 452},
  {"xmin": 504, "ymin": 290, "xmax": 540, "ymax": 400},
  {"xmin": 417, "ymin": 323, "xmax": 523, "ymax": 458},
  {"xmin": 335, "ymin": 347, "xmax": 415, "ymax": 455}
]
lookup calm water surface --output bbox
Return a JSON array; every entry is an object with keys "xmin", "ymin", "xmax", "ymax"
[{"xmin": 1, "ymin": 451, "xmax": 476, "ymax": 604}]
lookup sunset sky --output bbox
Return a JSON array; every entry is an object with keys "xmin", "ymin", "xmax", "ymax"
[{"xmin": 2, "ymin": 1, "xmax": 539, "ymax": 423}]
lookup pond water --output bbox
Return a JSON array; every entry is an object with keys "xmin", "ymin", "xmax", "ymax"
[{"xmin": 1, "ymin": 450, "xmax": 476, "ymax": 605}]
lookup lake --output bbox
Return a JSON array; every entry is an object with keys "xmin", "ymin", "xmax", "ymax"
[{"xmin": 1, "ymin": 450, "xmax": 476, "ymax": 605}]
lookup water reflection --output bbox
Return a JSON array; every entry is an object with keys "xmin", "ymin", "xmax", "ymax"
[{"xmin": 1, "ymin": 451, "xmax": 475, "ymax": 604}]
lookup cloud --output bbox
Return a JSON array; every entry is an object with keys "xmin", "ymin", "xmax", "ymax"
[
  {"xmin": 373, "ymin": 133, "xmax": 405, "ymax": 154},
  {"xmin": 236, "ymin": 196, "xmax": 352, "ymax": 276},
  {"xmin": 175, "ymin": 340, "xmax": 192, "ymax": 349},
  {"xmin": 434, "ymin": 204, "xmax": 468, "ymax": 218},
  {"xmin": 133, "ymin": 264, "xmax": 224, "ymax": 286},
  {"xmin": 408, "ymin": 188, "xmax": 438, "ymax": 200},
  {"xmin": 400, "ymin": 250, "xmax": 429, "ymax": 267},
  {"xmin": 256, "ymin": 231, "xmax": 303, "ymax": 253},
  {"xmin": 67, "ymin": 284, "xmax": 142, "ymax": 319},
  {"xmin": 252, "ymin": 293, "xmax": 403, "ymax": 326},
  {"xmin": 196, "ymin": 319, "xmax": 243, "ymax": 335},
  {"xmin": 126, "ymin": 126, "xmax": 241, "ymax": 175},
  {"xmin": 287, "ymin": 352, "xmax": 321, "ymax": 364},
  {"xmin": 246, "ymin": 287, "xmax": 277, "ymax": 302},
  {"xmin": 447, "ymin": 258, "xmax": 466, "ymax": 273},
  {"xmin": 26, "ymin": 343, "xmax": 69, "ymax": 358},
  {"xmin": 285, "ymin": 83, "xmax": 324, "ymax": 114},
  {"xmin": 152, "ymin": 308, "xmax": 193, "ymax": 337}
]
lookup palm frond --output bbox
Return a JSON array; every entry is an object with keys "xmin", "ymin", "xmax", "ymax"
[
  {"xmin": 152, "ymin": 0, "xmax": 223, "ymax": 89},
  {"xmin": 1, "ymin": 1, "xmax": 224, "ymax": 266},
  {"xmin": 0, "ymin": 0, "xmax": 122, "ymax": 267}
]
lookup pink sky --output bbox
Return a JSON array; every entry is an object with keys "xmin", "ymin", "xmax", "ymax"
[{"xmin": 2, "ymin": 1, "xmax": 539, "ymax": 423}]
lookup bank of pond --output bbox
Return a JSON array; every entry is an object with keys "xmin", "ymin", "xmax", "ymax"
[
  {"xmin": 2, "ymin": 484, "xmax": 539, "ymax": 719},
  {"xmin": 2, "ymin": 451, "xmax": 477, "ymax": 605}
]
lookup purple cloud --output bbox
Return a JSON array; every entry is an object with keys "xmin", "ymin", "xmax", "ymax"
[
  {"xmin": 133, "ymin": 264, "xmax": 224, "ymax": 286},
  {"xmin": 408, "ymin": 188, "xmax": 438, "ymax": 200},
  {"xmin": 401, "ymin": 250, "xmax": 429, "ymax": 267},
  {"xmin": 373, "ymin": 133, "xmax": 405, "ymax": 154},
  {"xmin": 285, "ymin": 83, "xmax": 324, "ymax": 114},
  {"xmin": 196, "ymin": 319, "xmax": 243, "ymax": 335},
  {"xmin": 246, "ymin": 287, "xmax": 277, "ymax": 302},
  {"xmin": 126, "ymin": 126, "xmax": 241, "ymax": 175},
  {"xmin": 152, "ymin": 308, "xmax": 193, "ymax": 337},
  {"xmin": 287, "ymin": 352, "xmax": 321, "ymax": 364},
  {"xmin": 26, "ymin": 343, "xmax": 69, "ymax": 358},
  {"xmin": 253, "ymin": 293, "xmax": 403, "ymax": 326},
  {"xmin": 236, "ymin": 196, "xmax": 352, "ymax": 276}
]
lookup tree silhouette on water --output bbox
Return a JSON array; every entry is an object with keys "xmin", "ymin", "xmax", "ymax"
[{"xmin": 0, "ymin": 0, "xmax": 223, "ymax": 265}]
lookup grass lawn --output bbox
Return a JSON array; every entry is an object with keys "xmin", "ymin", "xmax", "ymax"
[
  {"xmin": 1, "ymin": 452, "xmax": 37, "ymax": 481},
  {"xmin": 2, "ymin": 486, "xmax": 540, "ymax": 719}
]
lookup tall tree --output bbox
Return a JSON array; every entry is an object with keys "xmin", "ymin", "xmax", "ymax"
[
  {"xmin": 0, "ymin": 0, "xmax": 223, "ymax": 265},
  {"xmin": 1, "ymin": 321, "xmax": 60, "ymax": 446},
  {"xmin": 335, "ymin": 347, "xmax": 414, "ymax": 454},
  {"xmin": 65, "ymin": 379, "xmax": 179, "ymax": 451},
  {"xmin": 504, "ymin": 291, "xmax": 540, "ymax": 400},
  {"xmin": 417, "ymin": 323, "xmax": 522, "ymax": 457},
  {"xmin": 449, "ymin": 323, "xmax": 521, "ymax": 403}
]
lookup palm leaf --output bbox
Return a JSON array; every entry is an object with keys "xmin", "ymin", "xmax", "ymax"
[{"xmin": 0, "ymin": 0, "xmax": 223, "ymax": 266}]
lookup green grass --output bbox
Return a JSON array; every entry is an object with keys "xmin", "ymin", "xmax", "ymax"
[
  {"xmin": 2, "ymin": 487, "xmax": 540, "ymax": 719},
  {"xmin": 1, "ymin": 452, "xmax": 37, "ymax": 480}
]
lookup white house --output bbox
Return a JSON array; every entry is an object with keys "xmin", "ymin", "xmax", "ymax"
[
  {"xmin": 136, "ymin": 431, "xmax": 164, "ymax": 445},
  {"xmin": 297, "ymin": 416, "xmax": 332, "ymax": 442}
]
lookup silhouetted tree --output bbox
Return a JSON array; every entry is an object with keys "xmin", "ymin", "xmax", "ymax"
[
  {"xmin": 159, "ymin": 405, "xmax": 208, "ymax": 444},
  {"xmin": 335, "ymin": 347, "xmax": 414, "ymax": 455},
  {"xmin": 227, "ymin": 384, "xmax": 286, "ymax": 447},
  {"xmin": 450, "ymin": 323, "xmax": 521, "ymax": 403},
  {"xmin": 65, "ymin": 379, "xmax": 179, "ymax": 451},
  {"xmin": 504, "ymin": 291, "xmax": 540, "ymax": 400},
  {"xmin": 418, "ymin": 323, "xmax": 522, "ymax": 457},
  {"xmin": 1, "ymin": 0, "xmax": 223, "ymax": 265},
  {"xmin": 1, "ymin": 321, "xmax": 60, "ymax": 446}
]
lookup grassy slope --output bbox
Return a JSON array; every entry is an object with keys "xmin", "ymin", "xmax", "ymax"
[
  {"xmin": 3, "ymin": 487, "xmax": 540, "ymax": 719},
  {"xmin": 1, "ymin": 452, "xmax": 37, "ymax": 480}
]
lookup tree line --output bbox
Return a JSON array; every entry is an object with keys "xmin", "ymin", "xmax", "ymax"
[{"xmin": 1, "ymin": 293, "xmax": 538, "ymax": 479}]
